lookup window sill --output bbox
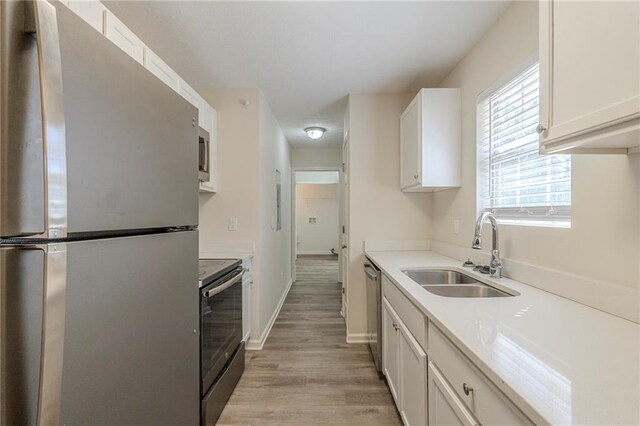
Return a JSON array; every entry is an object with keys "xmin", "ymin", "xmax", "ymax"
[{"xmin": 496, "ymin": 219, "xmax": 571, "ymax": 229}]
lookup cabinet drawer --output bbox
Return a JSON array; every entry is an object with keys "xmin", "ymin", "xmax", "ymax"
[
  {"xmin": 428, "ymin": 323, "xmax": 532, "ymax": 425},
  {"xmin": 382, "ymin": 275, "xmax": 426, "ymax": 351}
]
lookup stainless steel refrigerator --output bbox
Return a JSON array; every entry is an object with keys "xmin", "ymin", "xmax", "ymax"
[{"xmin": 1, "ymin": 1, "xmax": 200, "ymax": 424}]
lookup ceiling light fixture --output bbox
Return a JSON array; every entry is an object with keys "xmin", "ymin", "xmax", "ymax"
[{"xmin": 304, "ymin": 127, "xmax": 326, "ymax": 140}]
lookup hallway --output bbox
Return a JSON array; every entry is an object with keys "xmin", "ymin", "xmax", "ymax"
[{"xmin": 217, "ymin": 255, "xmax": 401, "ymax": 425}]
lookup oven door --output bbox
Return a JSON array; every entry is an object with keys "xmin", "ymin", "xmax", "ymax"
[{"xmin": 200, "ymin": 268, "xmax": 243, "ymax": 394}]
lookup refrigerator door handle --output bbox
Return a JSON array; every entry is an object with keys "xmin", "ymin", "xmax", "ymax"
[
  {"xmin": 26, "ymin": 0, "xmax": 68, "ymax": 239},
  {"xmin": 38, "ymin": 243, "xmax": 68, "ymax": 425}
]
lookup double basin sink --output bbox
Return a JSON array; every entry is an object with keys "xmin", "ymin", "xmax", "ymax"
[{"xmin": 402, "ymin": 269, "xmax": 518, "ymax": 298}]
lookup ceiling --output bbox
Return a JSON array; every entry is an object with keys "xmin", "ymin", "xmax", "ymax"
[{"xmin": 104, "ymin": 1, "xmax": 511, "ymax": 147}]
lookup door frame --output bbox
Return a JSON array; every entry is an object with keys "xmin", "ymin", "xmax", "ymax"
[{"xmin": 290, "ymin": 166, "xmax": 343, "ymax": 284}]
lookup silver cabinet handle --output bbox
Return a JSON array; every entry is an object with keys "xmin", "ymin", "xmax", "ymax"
[
  {"xmin": 536, "ymin": 124, "xmax": 547, "ymax": 135},
  {"xmin": 463, "ymin": 382, "xmax": 474, "ymax": 396},
  {"xmin": 203, "ymin": 270, "xmax": 243, "ymax": 298},
  {"xmin": 26, "ymin": 0, "xmax": 69, "ymax": 239}
]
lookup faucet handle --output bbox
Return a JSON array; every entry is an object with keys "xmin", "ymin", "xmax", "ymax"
[{"xmin": 462, "ymin": 258, "xmax": 475, "ymax": 268}]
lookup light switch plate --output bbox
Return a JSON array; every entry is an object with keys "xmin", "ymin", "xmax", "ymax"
[
  {"xmin": 228, "ymin": 217, "xmax": 238, "ymax": 231},
  {"xmin": 453, "ymin": 219, "xmax": 460, "ymax": 234}
]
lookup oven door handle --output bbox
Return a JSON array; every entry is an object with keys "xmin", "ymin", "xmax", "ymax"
[{"xmin": 203, "ymin": 270, "xmax": 244, "ymax": 298}]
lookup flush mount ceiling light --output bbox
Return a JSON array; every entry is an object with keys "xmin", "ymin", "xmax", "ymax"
[{"xmin": 304, "ymin": 127, "xmax": 326, "ymax": 140}]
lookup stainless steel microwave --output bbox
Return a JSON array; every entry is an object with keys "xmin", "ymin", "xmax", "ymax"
[{"xmin": 198, "ymin": 127, "xmax": 210, "ymax": 182}]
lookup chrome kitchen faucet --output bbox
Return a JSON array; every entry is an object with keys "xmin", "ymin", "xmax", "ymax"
[{"xmin": 471, "ymin": 212, "xmax": 503, "ymax": 278}]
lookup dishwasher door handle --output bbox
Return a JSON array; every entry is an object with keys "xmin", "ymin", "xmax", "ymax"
[{"xmin": 364, "ymin": 265, "xmax": 379, "ymax": 282}]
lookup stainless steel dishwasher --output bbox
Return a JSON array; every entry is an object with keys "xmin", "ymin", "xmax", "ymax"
[{"xmin": 364, "ymin": 258, "xmax": 382, "ymax": 376}]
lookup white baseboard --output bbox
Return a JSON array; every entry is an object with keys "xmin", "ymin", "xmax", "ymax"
[
  {"xmin": 346, "ymin": 333, "xmax": 371, "ymax": 344},
  {"xmin": 246, "ymin": 278, "xmax": 294, "ymax": 350},
  {"xmin": 431, "ymin": 240, "xmax": 640, "ymax": 324}
]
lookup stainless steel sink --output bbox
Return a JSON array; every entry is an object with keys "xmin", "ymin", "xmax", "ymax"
[
  {"xmin": 421, "ymin": 284, "xmax": 510, "ymax": 298},
  {"xmin": 401, "ymin": 268, "xmax": 516, "ymax": 298},
  {"xmin": 402, "ymin": 269, "xmax": 479, "ymax": 285}
]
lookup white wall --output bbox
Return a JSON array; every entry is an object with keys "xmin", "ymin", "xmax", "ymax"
[
  {"xmin": 345, "ymin": 93, "xmax": 434, "ymax": 336},
  {"xmin": 432, "ymin": 1, "xmax": 640, "ymax": 290},
  {"xmin": 296, "ymin": 184, "xmax": 340, "ymax": 255},
  {"xmin": 291, "ymin": 147, "xmax": 342, "ymax": 168},
  {"xmin": 198, "ymin": 88, "xmax": 260, "ymax": 250},
  {"xmin": 257, "ymin": 90, "xmax": 293, "ymax": 340},
  {"xmin": 198, "ymin": 88, "xmax": 293, "ymax": 345}
]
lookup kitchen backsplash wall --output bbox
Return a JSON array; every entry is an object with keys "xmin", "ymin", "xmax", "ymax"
[{"xmin": 432, "ymin": 1, "xmax": 640, "ymax": 291}]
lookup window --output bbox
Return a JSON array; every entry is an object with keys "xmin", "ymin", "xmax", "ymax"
[{"xmin": 478, "ymin": 62, "xmax": 571, "ymax": 227}]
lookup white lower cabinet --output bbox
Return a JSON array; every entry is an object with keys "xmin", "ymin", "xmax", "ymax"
[
  {"xmin": 381, "ymin": 275, "xmax": 533, "ymax": 426},
  {"xmin": 382, "ymin": 299, "xmax": 401, "ymax": 404},
  {"xmin": 428, "ymin": 362, "xmax": 479, "ymax": 426},
  {"xmin": 428, "ymin": 323, "xmax": 532, "ymax": 426},
  {"xmin": 383, "ymin": 298, "xmax": 427, "ymax": 426},
  {"xmin": 399, "ymin": 320, "xmax": 427, "ymax": 425}
]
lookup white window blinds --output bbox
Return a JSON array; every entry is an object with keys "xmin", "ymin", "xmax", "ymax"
[{"xmin": 478, "ymin": 63, "xmax": 571, "ymax": 226}]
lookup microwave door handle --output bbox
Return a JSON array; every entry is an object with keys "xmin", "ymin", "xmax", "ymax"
[
  {"xmin": 203, "ymin": 271, "xmax": 243, "ymax": 298},
  {"xmin": 25, "ymin": 0, "xmax": 68, "ymax": 239}
]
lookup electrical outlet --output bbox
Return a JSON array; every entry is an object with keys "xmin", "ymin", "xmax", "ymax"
[
  {"xmin": 453, "ymin": 219, "xmax": 460, "ymax": 234},
  {"xmin": 228, "ymin": 217, "xmax": 238, "ymax": 231}
]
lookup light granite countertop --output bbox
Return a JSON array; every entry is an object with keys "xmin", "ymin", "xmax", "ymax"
[{"xmin": 365, "ymin": 249, "xmax": 640, "ymax": 426}]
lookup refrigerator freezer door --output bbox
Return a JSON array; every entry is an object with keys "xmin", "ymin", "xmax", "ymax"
[
  {"xmin": 0, "ymin": 1, "xmax": 47, "ymax": 237},
  {"xmin": 1, "ymin": 2, "xmax": 198, "ymax": 238},
  {"xmin": 1, "ymin": 231, "xmax": 199, "ymax": 425}
]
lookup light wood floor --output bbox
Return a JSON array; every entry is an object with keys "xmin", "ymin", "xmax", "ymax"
[{"xmin": 217, "ymin": 255, "xmax": 401, "ymax": 425}]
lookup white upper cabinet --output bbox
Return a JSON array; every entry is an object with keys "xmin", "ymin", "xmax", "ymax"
[
  {"xmin": 178, "ymin": 79, "xmax": 201, "ymax": 109},
  {"xmin": 103, "ymin": 10, "xmax": 145, "ymax": 64},
  {"xmin": 539, "ymin": 0, "xmax": 640, "ymax": 154},
  {"xmin": 68, "ymin": 0, "xmax": 106, "ymax": 33},
  {"xmin": 143, "ymin": 49, "xmax": 180, "ymax": 91},
  {"xmin": 400, "ymin": 88, "xmax": 461, "ymax": 192}
]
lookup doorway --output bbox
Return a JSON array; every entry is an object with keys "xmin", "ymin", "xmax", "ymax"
[{"xmin": 291, "ymin": 168, "xmax": 343, "ymax": 301}]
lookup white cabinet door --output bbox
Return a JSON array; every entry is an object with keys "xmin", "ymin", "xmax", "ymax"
[
  {"xmin": 398, "ymin": 322, "xmax": 427, "ymax": 426},
  {"xmin": 104, "ymin": 10, "xmax": 145, "ymax": 64},
  {"xmin": 68, "ymin": 0, "xmax": 106, "ymax": 33},
  {"xmin": 143, "ymin": 48, "xmax": 179, "ymax": 91},
  {"xmin": 178, "ymin": 79, "xmax": 200, "ymax": 109},
  {"xmin": 400, "ymin": 96, "xmax": 421, "ymax": 190},
  {"xmin": 539, "ymin": 0, "xmax": 640, "ymax": 154},
  {"xmin": 428, "ymin": 362, "xmax": 479, "ymax": 426},
  {"xmin": 400, "ymin": 89, "xmax": 461, "ymax": 192},
  {"xmin": 382, "ymin": 298, "xmax": 400, "ymax": 404}
]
